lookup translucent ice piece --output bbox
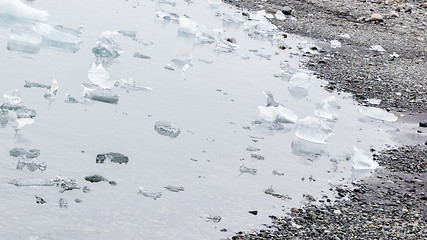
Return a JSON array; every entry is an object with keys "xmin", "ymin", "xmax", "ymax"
[
  {"xmin": 359, "ymin": 106, "xmax": 397, "ymax": 122},
  {"xmin": 222, "ymin": 12, "xmax": 244, "ymax": 23},
  {"xmin": 275, "ymin": 10, "xmax": 285, "ymax": 20},
  {"xmin": 164, "ymin": 185, "xmax": 184, "ymax": 192},
  {"xmin": 205, "ymin": 215, "xmax": 221, "ymax": 223},
  {"xmin": 65, "ymin": 93, "xmax": 80, "ymax": 103},
  {"xmin": 138, "ymin": 187, "xmax": 162, "ymax": 200},
  {"xmin": 133, "ymin": 52, "xmax": 151, "ymax": 59},
  {"xmin": 291, "ymin": 138, "xmax": 326, "ymax": 156},
  {"xmin": 239, "ymin": 163, "xmax": 257, "ymax": 175},
  {"xmin": 44, "ymin": 78, "xmax": 58, "ymax": 100},
  {"xmin": 208, "ymin": 0, "xmax": 221, "ymax": 8},
  {"xmin": 118, "ymin": 29, "xmax": 136, "ymax": 39},
  {"xmin": 178, "ymin": 16, "xmax": 206, "ymax": 35},
  {"xmin": 367, "ymin": 98, "xmax": 381, "ymax": 105},
  {"xmin": 330, "ymin": 40, "xmax": 341, "ymax": 48},
  {"xmin": 156, "ymin": 10, "xmax": 179, "ymax": 22},
  {"xmin": 54, "ymin": 24, "xmax": 84, "ymax": 37},
  {"xmin": 82, "ymin": 83, "xmax": 119, "ymax": 104},
  {"xmin": 3, "ymin": 89, "xmax": 22, "ymax": 106},
  {"xmin": 154, "ymin": 121, "xmax": 181, "ymax": 138},
  {"xmin": 35, "ymin": 23, "xmax": 82, "ymax": 52},
  {"xmin": 117, "ymin": 78, "xmax": 152, "ymax": 92},
  {"xmin": 24, "ymin": 80, "xmax": 51, "ymax": 89},
  {"xmin": 96, "ymin": 152, "xmax": 129, "ymax": 164},
  {"xmin": 15, "ymin": 107, "xmax": 36, "ymax": 118},
  {"xmin": 315, "ymin": 96, "xmax": 338, "ymax": 120},
  {"xmin": 264, "ymin": 186, "xmax": 292, "ymax": 200},
  {"xmin": 258, "ymin": 105, "xmax": 298, "ymax": 124},
  {"xmin": 289, "ymin": 72, "xmax": 312, "ymax": 89},
  {"xmin": 92, "ymin": 33, "xmax": 122, "ymax": 65},
  {"xmin": 88, "ymin": 63, "xmax": 114, "ymax": 89},
  {"xmin": 370, "ymin": 45, "xmax": 385, "ymax": 52},
  {"xmin": 10, "ymin": 148, "xmax": 40, "ymax": 159},
  {"xmin": 59, "ymin": 198, "xmax": 68, "ymax": 208},
  {"xmin": 0, "ymin": 0, "xmax": 49, "ymax": 21},
  {"xmin": 295, "ymin": 116, "xmax": 334, "ymax": 144},
  {"xmin": 8, "ymin": 178, "xmax": 53, "ymax": 187},
  {"xmin": 7, "ymin": 26, "xmax": 42, "ymax": 54},
  {"xmin": 51, "ymin": 175, "xmax": 80, "ymax": 192},
  {"xmin": 263, "ymin": 91, "xmax": 279, "ymax": 107},
  {"xmin": 352, "ymin": 146, "xmax": 379, "ymax": 170},
  {"xmin": 16, "ymin": 158, "xmax": 45, "ymax": 172},
  {"xmin": 171, "ymin": 53, "xmax": 192, "ymax": 66},
  {"xmin": 195, "ymin": 31, "xmax": 216, "ymax": 44},
  {"xmin": 215, "ymin": 38, "xmax": 239, "ymax": 53},
  {"xmin": 158, "ymin": 0, "xmax": 176, "ymax": 6}
]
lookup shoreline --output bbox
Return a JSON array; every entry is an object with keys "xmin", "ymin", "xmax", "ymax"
[{"xmin": 225, "ymin": 0, "xmax": 427, "ymax": 239}]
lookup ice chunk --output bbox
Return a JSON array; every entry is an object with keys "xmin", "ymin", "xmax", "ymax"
[
  {"xmin": 275, "ymin": 10, "xmax": 285, "ymax": 20},
  {"xmin": 44, "ymin": 78, "xmax": 58, "ymax": 100},
  {"xmin": 239, "ymin": 162, "xmax": 257, "ymax": 175},
  {"xmin": 59, "ymin": 198, "xmax": 68, "ymax": 208},
  {"xmin": 171, "ymin": 53, "xmax": 192, "ymax": 66},
  {"xmin": 291, "ymin": 138, "xmax": 326, "ymax": 156},
  {"xmin": 16, "ymin": 158, "xmax": 46, "ymax": 172},
  {"xmin": 8, "ymin": 178, "xmax": 53, "ymax": 187},
  {"xmin": 158, "ymin": 0, "xmax": 176, "ymax": 6},
  {"xmin": 92, "ymin": 33, "xmax": 122, "ymax": 65},
  {"xmin": 315, "ymin": 96, "xmax": 338, "ymax": 120},
  {"xmin": 251, "ymin": 153, "xmax": 264, "ymax": 160},
  {"xmin": 339, "ymin": 33, "xmax": 350, "ymax": 39},
  {"xmin": 117, "ymin": 78, "xmax": 152, "ymax": 92},
  {"xmin": 96, "ymin": 152, "xmax": 129, "ymax": 164},
  {"xmin": 51, "ymin": 176, "xmax": 80, "ymax": 192},
  {"xmin": 370, "ymin": 45, "xmax": 385, "ymax": 52},
  {"xmin": 3, "ymin": 89, "xmax": 22, "ymax": 107},
  {"xmin": 10, "ymin": 147, "xmax": 40, "ymax": 159},
  {"xmin": 264, "ymin": 186, "xmax": 292, "ymax": 200},
  {"xmin": 367, "ymin": 98, "xmax": 381, "ymax": 105},
  {"xmin": 82, "ymin": 83, "xmax": 119, "ymax": 104},
  {"xmin": 330, "ymin": 40, "xmax": 341, "ymax": 48},
  {"xmin": 215, "ymin": 38, "xmax": 239, "ymax": 53},
  {"xmin": 164, "ymin": 185, "xmax": 184, "ymax": 192},
  {"xmin": 246, "ymin": 146, "xmax": 260, "ymax": 152},
  {"xmin": 118, "ymin": 29, "xmax": 136, "ymax": 39},
  {"xmin": 205, "ymin": 215, "xmax": 221, "ymax": 223},
  {"xmin": 0, "ymin": 110, "xmax": 9, "ymax": 127},
  {"xmin": 138, "ymin": 187, "xmax": 162, "ymax": 200},
  {"xmin": 53, "ymin": 24, "xmax": 84, "ymax": 37},
  {"xmin": 295, "ymin": 116, "xmax": 334, "ymax": 144},
  {"xmin": 178, "ymin": 16, "xmax": 206, "ymax": 35},
  {"xmin": 133, "ymin": 52, "xmax": 151, "ymax": 59},
  {"xmin": 258, "ymin": 105, "xmax": 298, "ymax": 124},
  {"xmin": 65, "ymin": 93, "xmax": 80, "ymax": 103},
  {"xmin": 254, "ymin": 20, "xmax": 277, "ymax": 32},
  {"xmin": 154, "ymin": 121, "xmax": 181, "ymax": 138},
  {"xmin": 222, "ymin": 12, "xmax": 244, "ymax": 24},
  {"xmin": 24, "ymin": 80, "xmax": 51, "ymax": 89},
  {"xmin": 263, "ymin": 91, "xmax": 279, "ymax": 107},
  {"xmin": 352, "ymin": 146, "xmax": 379, "ymax": 170},
  {"xmin": 88, "ymin": 63, "xmax": 114, "ymax": 89},
  {"xmin": 208, "ymin": 0, "xmax": 221, "ymax": 8},
  {"xmin": 359, "ymin": 106, "xmax": 397, "ymax": 122},
  {"xmin": 0, "ymin": 0, "xmax": 49, "ymax": 21},
  {"xmin": 34, "ymin": 23, "xmax": 82, "ymax": 53},
  {"xmin": 7, "ymin": 26, "xmax": 42, "ymax": 54},
  {"xmin": 156, "ymin": 10, "xmax": 179, "ymax": 22},
  {"xmin": 15, "ymin": 107, "xmax": 36, "ymax": 118},
  {"xmin": 289, "ymin": 72, "xmax": 312, "ymax": 89}
]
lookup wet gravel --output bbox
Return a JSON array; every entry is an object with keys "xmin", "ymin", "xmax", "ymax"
[{"xmin": 223, "ymin": 0, "xmax": 427, "ymax": 239}]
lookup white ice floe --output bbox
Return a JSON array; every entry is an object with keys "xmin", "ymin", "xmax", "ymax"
[
  {"xmin": 352, "ymin": 146, "xmax": 379, "ymax": 170},
  {"xmin": 359, "ymin": 106, "xmax": 398, "ymax": 122}
]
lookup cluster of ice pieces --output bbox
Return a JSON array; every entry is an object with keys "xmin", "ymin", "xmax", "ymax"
[{"xmin": 1, "ymin": 89, "xmax": 36, "ymax": 129}]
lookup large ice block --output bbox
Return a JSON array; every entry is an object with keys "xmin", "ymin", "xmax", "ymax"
[{"xmin": 295, "ymin": 116, "xmax": 334, "ymax": 144}]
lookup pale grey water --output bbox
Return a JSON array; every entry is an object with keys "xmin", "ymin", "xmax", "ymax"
[{"xmin": 0, "ymin": 0, "xmax": 421, "ymax": 239}]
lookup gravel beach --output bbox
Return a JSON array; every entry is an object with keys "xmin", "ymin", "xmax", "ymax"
[{"xmin": 223, "ymin": 0, "xmax": 427, "ymax": 239}]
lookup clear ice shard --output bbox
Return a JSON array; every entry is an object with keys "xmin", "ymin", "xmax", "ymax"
[
  {"xmin": 215, "ymin": 38, "xmax": 239, "ymax": 53},
  {"xmin": 205, "ymin": 215, "xmax": 221, "ymax": 223},
  {"xmin": 352, "ymin": 146, "xmax": 379, "ymax": 170},
  {"xmin": 59, "ymin": 198, "xmax": 68, "ymax": 208},
  {"xmin": 51, "ymin": 176, "xmax": 80, "ymax": 192},
  {"xmin": 370, "ymin": 45, "xmax": 385, "ymax": 52},
  {"xmin": 156, "ymin": 10, "xmax": 179, "ymax": 22},
  {"xmin": 154, "ymin": 121, "xmax": 181, "ymax": 138},
  {"xmin": 171, "ymin": 53, "xmax": 192, "ymax": 66},
  {"xmin": 178, "ymin": 16, "xmax": 206, "ymax": 35},
  {"xmin": 7, "ymin": 26, "xmax": 42, "ymax": 54},
  {"xmin": 65, "ymin": 93, "xmax": 80, "ymax": 103},
  {"xmin": 44, "ymin": 78, "xmax": 58, "ymax": 100},
  {"xmin": 264, "ymin": 186, "xmax": 292, "ymax": 200},
  {"xmin": 138, "ymin": 187, "xmax": 162, "ymax": 200},
  {"xmin": 34, "ymin": 23, "xmax": 82, "ymax": 53},
  {"xmin": 295, "ymin": 116, "xmax": 334, "ymax": 144},
  {"xmin": 164, "ymin": 185, "xmax": 184, "ymax": 192},
  {"xmin": 92, "ymin": 32, "xmax": 122, "ymax": 65},
  {"xmin": 88, "ymin": 62, "xmax": 114, "ymax": 89},
  {"xmin": 222, "ymin": 12, "xmax": 244, "ymax": 24},
  {"xmin": 82, "ymin": 83, "xmax": 119, "ymax": 104},
  {"xmin": 24, "ymin": 80, "xmax": 51, "ymax": 89},
  {"xmin": 0, "ymin": 0, "xmax": 49, "ymax": 22},
  {"xmin": 258, "ymin": 105, "xmax": 298, "ymax": 124},
  {"xmin": 16, "ymin": 158, "xmax": 46, "ymax": 172},
  {"xmin": 359, "ymin": 106, "xmax": 398, "ymax": 122},
  {"xmin": 118, "ymin": 29, "xmax": 137, "ymax": 39},
  {"xmin": 3, "ymin": 89, "xmax": 22, "ymax": 107},
  {"xmin": 289, "ymin": 72, "xmax": 312, "ymax": 89},
  {"xmin": 291, "ymin": 138, "xmax": 326, "ymax": 156},
  {"xmin": 10, "ymin": 148, "xmax": 39, "ymax": 160},
  {"xmin": 133, "ymin": 52, "xmax": 151, "ymax": 59},
  {"xmin": 8, "ymin": 178, "xmax": 54, "ymax": 187},
  {"xmin": 275, "ymin": 10, "xmax": 285, "ymax": 20},
  {"xmin": 239, "ymin": 163, "xmax": 257, "ymax": 175},
  {"xmin": 117, "ymin": 78, "xmax": 152, "ymax": 92},
  {"xmin": 158, "ymin": 0, "xmax": 176, "ymax": 6},
  {"xmin": 315, "ymin": 96, "xmax": 338, "ymax": 120}
]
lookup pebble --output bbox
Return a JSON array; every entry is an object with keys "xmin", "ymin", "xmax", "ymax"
[
  {"xmin": 281, "ymin": 6, "xmax": 292, "ymax": 15},
  {"xmin": 266, "ymin": 9, "xmax": 277, "ymax": 14},
  {"xmin": 369, "ymin": 13, "xmax": 383, "ymax": 21},
  {"xmin": 419, "ymin": 120, "xmax": 427, "ymax": 127}
]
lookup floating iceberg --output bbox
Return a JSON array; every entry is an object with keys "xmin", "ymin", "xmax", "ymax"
[
  {"xmin": 352, "ymin": 146, "xmax": 379, "ymax": 170},
  {"xmin": 82, "ymin": 83, "xmax": 119, "ymax": 104},
  {"xmin": 0, "ymin": 0, "xmax": 49, "ymax": 22},
  {"xmin": 138, "ymin": 187, "xmax": 162, "ymax": 200},
  {"xmin": 359, "ymin": 106, "xmax": 397, "ymax": 122},
  {"xmin": 96, "ymin": 152, "xmax": 129, "ymax": 164},
  {"xmin": 88, "ymin": 63, "xmax": 114, "ymax": 89},
  {"xmin": 7, "ymin": 26, "xmax": 42, "ymax": 54},
  {"xmin": 258, "ymin": 105, "xmax": 298, "ymax": 124},
  {"xmin": 154, "ymin": 121, "xmax": 181, "ymax": 138},
  {"xmin": 295, "ymin": 116, "xmax": 334, "ymax": 144},
  {"xmin": 8, "ymin": 178, "xmax": 53, "ymax": 187},
  {"xmin": 315, "ymin": 96, "xmax": 338, "ymax": 120}
]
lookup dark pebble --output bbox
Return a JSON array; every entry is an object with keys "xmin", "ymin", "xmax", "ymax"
[
  {"xmin": 281, "ymin": 6, "xmax": 292, "ymax": 15},
  {"xmin": 419, "ymin": 120, "xmax": 427, "ymax": 127},
  {"xmin": 249, "ymin": 210, "xmax": 258, "ymax": 215}
]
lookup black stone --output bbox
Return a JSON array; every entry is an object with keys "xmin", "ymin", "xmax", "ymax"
[
  {"xmin": 249, "ymin": 210, "xmax": 258, "ymax": 215},
  {"xmin": 281, "ymin": 6, "xmax": 292, "ymax": 15},
  {"xmin": 419, "ymin": 120, "xmax": 427, "ymax": 127}
]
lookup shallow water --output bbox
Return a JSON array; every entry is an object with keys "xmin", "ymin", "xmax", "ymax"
[{"xmin": 0, "ymin": 1, "xmax": 421, "ymax": 239}]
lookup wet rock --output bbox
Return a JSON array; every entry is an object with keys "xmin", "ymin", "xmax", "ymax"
[
  {"xmin": 369, "ymin": 13, "xmax": 383, "ymax": 21},
  {"xmin": 96, "ymin": 152, "xmax": 129, "ymax": 164},
  {"xmin": 249, "ymin": 211, "xmax": 258, "ymax": 215},
  {"xmin": 35, "ymin": 195, "xmax": 46, "ymax": 204},
  {"xmin": 84, "ymin": 174, "xmax": 116, "ymax": 186},
  {"xmin": 226, "ymin": 38, "xmax": 237, "ymax": 44},
  {"xmin": 281, "ymin": 6, "xmax": 292, "ymax": 15},
  {"xmin": 419, "ymin": 120, "xmax": 427, "ymax": 127}
]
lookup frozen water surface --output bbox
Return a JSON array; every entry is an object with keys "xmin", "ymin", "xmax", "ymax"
[{"xmin": 0, "ymin": 0, "xmax": 417, "ymax": 239}]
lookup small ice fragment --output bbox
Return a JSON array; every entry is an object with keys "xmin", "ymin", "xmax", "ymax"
[
  {"xmin": 258, "ymin": 105, "xmax": 298, "ymax": 124},
  {"xmin": 254, "ymin": 20, "xmax": 277, "ymax": 32},
  {"xmin": 8, "ymin": 178, "xmax": 54, "ymax": 187},
  {"xmin": 82, "ymin": 83, "xmax": 119, "ymax": 104},
  {"xmin": 133, "ymin": 52, "xmax": 151, "ymax": 59},
  {"xmin": 118, "ymin": 30, "xmax": 137, "ymax": 39},
  {"xmin": 222, "ymin": 12, "xmax": 244, "ymax": 23},
  {"xmin": 84, "ymin": 174, "xmax": 107, "ymax": 183},
  {"xmin": 359, "ymin": 106, "xmax": 397, "ymax": 122},
  {"xmin": 171, "ymin": 53, "xmax": 192, "ymax": 66},
  {"xmin": 53, "ymin": 25, "xmax": 84, "ymax": 37},
  {"xmin": 7, "ymin": 26, "xmax": 42, "ymax": 54},
  {"xmin": 158, "ymin": 0, "xmax": 176, "ymax": 6},
  {"xmin": 315, "ymin": 96, "xmax": 338, "ymax": 120},
  {"xmin": 251, "ymin": 153, "xmax": 264, "ymax": 160},
  {"xmin": 339, "ymin": 33, "xmax": 350, "ymax": 39},
  {"xmin": 65, "ymin": 93, "xmax": 79, "ymax": 103},
  {"xmin": 24, "ymin": 80, "xmax": 51, "ymax": 89},
  {"xmin": 291, "ymin": 138, "xmax": 326, "ymax": 156},
  {"xmin": 352, "ymin": 146, "xmax": 379, "ymax": 170},
  {"xmin": 34, "ymin": 23, "xmax": 82, "ymax": 53},
  {"xmin": 239, "ymin": 163, "xmax": 257, "ymax": 175},
  {"xmin": 92, "ymin": 34, "xmax": 121, "ymax": 65},
  {"xmin": 156, "ymin": 10, "xmax": 179, "ymax": 22},
  {"xmin": 154, "ymin": 121, "xmax": 181, "ymax": 138},
  {"xmin": 208, "ymin": 0, "xmax": 221, "ymax": 8},
  {"xmin": 164, "ymin": 185, "xmax": 184, "ymax": 192},
  {"xmin": 246, "ymin": 146, "xmax": 260, "ymax": 152},
  {"xmin": 370, "ymin": 45, "xmax": 385, "ymax": 52},
  {"xmin": 44, "ymin": 78, "xmax": 58, "ymax": 100},
  {"xmin": 88, "ymin": 63, "xmax": 114, "ymax": 89},
  {"xmin": 96, "ymin": 152, "xmax": 129, "ymax": 164},
  {"xmin": 198, "ymin": 59, "xmax": 213, "ymax": 64},
  {"xmin": 10, "ymin": 148, "xmax": 40, "ymax": 158},
  {"xmin": 4, "ymin": 89, "xmax": 22, "ymax": 106},
  {"xmin": 215, "ymin": 38, "xmax": 239, "ymax": 53},
  {"xmin": 330, "ymin": 40, "xmax": 341, "ymax": 48},
  {"xmin": 178, "ymin": 16, "xmax": 206, "ymax": 35},
  {"xmin": 164, "ymin": 64, "xmax": 175, "ymax": 71},
  {"xmin": 35, "ymin": 195, "xmax": 46, "ymax": 204},
  {"xmin": 289, "ymin": 72, "xmax": 312, "ymax": 89},
  {"xmin": 51, "ymin": 176, "xmax": 80, "ymax": 192},
  {"xmin": 367, "ymin": 98, "xmax": 381, "ymax": 105},
  {"xmin": 82, "ymin": 186, "xmax": 91, "ymax": 193},
  {"xmin": 205, "ymin": 215, "xmax": 221, "ymax": 223},
  {"xmin": 275, "ymin": 10, "xmax": 285, "ymax": 20},
  {"xmin": 75, "ymin": 199, "xmax": 82, "ymax": 203},
  {"xmin": 138, "ymin": 187, "xmax": 162, "ymax": 200},
  {"xmin": 264, "ymin": 186, "xmax": 292, "ymax": 200},
  {"xmin": 59, "ymin": 198, "xmax": 68, "ymax": 208},
  {"xmin": 14, "ymin": 107, "xmax": 36, "ymax": 118},
  {"xmin": 16, "ymin": 158, "xmax": 45, "ymax": 172},
  {"xmin": 117, "ymin": 78, "xmax": 152, "ymax": 92},
  {"xmin": 196, "ymin": 31, "xmax": 216, "ymax": 44},
  {"xmin": 295, "ymin": 116, "xmax": 334, "ymax": 144},
  {"xmin": 0, "ymin": 0, "xmax": 49, "ymax": 21}
]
